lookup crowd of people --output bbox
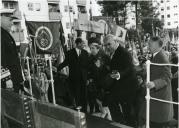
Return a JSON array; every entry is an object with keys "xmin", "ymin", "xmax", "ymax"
[{"xmin": 1, "ymin": 11, "xmax": 178, "ymax": 128}]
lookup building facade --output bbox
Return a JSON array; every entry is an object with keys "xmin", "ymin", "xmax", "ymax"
[
  {"xmin": 1, "ymin": 0, "xmax": 90, "ymax": 45},
  {"xmin": 125, "ymin": 2, "xmax": 136, "ymax": 29},
  {"xmin": 155, "ymin": 0, "xmax": 179, "ymax": 29}
]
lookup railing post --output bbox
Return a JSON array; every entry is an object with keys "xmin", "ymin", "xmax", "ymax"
[
  {"xmin": 146, "ymin": 60, "xmax": 151, "ymax": 128},
  {"xmin": 26, "ymin": 57, "xmax": 33, "ymax": 96},
  {"xmin": 48, "ymin": 56, "xmax": 56, "ymax": 105}
]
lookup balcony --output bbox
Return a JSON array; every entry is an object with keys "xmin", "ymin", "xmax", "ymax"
[
  {"xmin": 47, "ymin": 0, "xmax": 60, "ymax": 4},
  {"xmin": 49, "ymin": 12, "xmax": 61, "ymax": 20},
  {"xmin": 2, "ymin": 0, "xmax": 18, "ymax": 2},
  {"xmin": 76, "ymin": 0, "xmax": 86, "ymax": 6}
]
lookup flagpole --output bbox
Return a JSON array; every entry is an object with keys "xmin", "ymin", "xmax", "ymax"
[
  {"xmin": 26, "ymin": 57, "xmax": 33, "ymax": 96},
  {"xmin": 23, "ymin": 14, "xmax": 37, "ymax": 77},
  {"xmin": 68, "ymin": 0, "xmax": 72, "ymax": 35}
]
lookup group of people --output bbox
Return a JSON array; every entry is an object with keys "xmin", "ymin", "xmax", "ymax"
[
  {"xmin": 1, "ymin": 11, "xmax": 178, "ymax": 128},
  {"xmin": 56, "ymin": 35, "xmax": 178, "ymax": 128}
]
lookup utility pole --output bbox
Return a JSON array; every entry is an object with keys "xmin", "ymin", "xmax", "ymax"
[
  {"xmin": 90, "ymin": 0, "xmax": 93, "ymax": 20},
  {"xmin": 135, "ymin": 2, "xmax": 143, "ymax": 55}
]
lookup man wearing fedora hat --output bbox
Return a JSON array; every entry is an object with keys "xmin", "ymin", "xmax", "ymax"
[{"xmin": 1, "ymin": 9, "xmax": 23, "ymax": 93}]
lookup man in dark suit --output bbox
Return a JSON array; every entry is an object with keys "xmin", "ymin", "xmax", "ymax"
[
  {"xmin": 1, "ymin": 11, "xmax": 24, "ymax": 93},
  {"xmin": 139, "ymin": 37, "xmax": 173, "ymax": 128},
  {"xmin": 103, "ymin": 34, "xmax": 138, "ymax": 126},
  {"xmin": 58, "ymin": 38, "xmax": 89, "ymax": 112}
]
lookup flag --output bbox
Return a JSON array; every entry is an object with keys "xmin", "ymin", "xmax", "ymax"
[
  {"xmin": 26, "ymin": 21, "xmax": 63, "ymax": 54},
  {"xmin": 131, "ymin": 41, "xmax": 140, "ymax": 66}
]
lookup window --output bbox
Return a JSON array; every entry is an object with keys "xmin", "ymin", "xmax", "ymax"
[
  {"xmin": 49, "ymin": 4, "xmax": 59, "ymax": 12},
  {"xmin": 3, "ymin": 2, "xmax": 9, "ymax": 8},
  {"xmin": 66, "ymin": 22, "xmax": 70, "ymax": 29},
  {"xmin": 167, "ymin": 0, "xmax": 170, "ymax": 2},
  {"xmin": 161, "ymin": 15, "xmax": 164, "ymax": 18},
  {"xmin": 64, "ymin": 5, "xmax": 73, "ymax": 12},
  {"xmin": 167, "ymin": 14, "xmax": 170, "ymax": 18},
  {"xmin": 168, "ymin": 22, "xmax": 171, "ymax": 25},
  {"xmin": 167, "ymin": 6, "xmax": 170, "ymax": 10},
  {"xmin": 3, "ymin": 2, "xmax": 15, "ymax": 9},
  {"xmin": 35, "ymin": 3, "xmax": 41, "ymax": 11},
  {"xmin": 161, "ymin": 0, "xmax": 163, "ymax": 3},
  {"xmin": 9, "ymin": 3, "xmax": 14, "ymax": 9},
  {"xmin": 174, "ymin": 21, "xmax": 178, "ymax": 24},
  {"xmin": 161, "ymin": 7, "xmax": 164, "ymax": 11},
  {"xmin": 78, "ymin": 5, "xmax": 86, "ymax": 13},
  {"xmin": 64, "ymin": 5, "xmax": 68, "ymax": 12},
  {"xmin": 28, "ymin": 3, "xmax": 33, "ymax": 11},
  {"xmin": 69, "ymin": 6, "xmax": 73, "ymax": 12},
  {"xmin": 174, "ymin": 5, "xmax": 178, "ymax": 8},
  {"xmin": 174, "ymin": 13, "xmax": 178, "ymax": 16}
]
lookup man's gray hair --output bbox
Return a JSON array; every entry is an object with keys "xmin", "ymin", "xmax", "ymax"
[{"xmin": 103, "ymin": 34, "xmax": 115, "ymax": 44}]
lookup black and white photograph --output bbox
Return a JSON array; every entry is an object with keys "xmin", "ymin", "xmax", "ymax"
[{"xmin": 1, "ymin": 0, "xmax": 179, "ymax": 128}]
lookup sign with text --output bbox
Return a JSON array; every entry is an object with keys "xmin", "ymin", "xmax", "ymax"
[{"xmin": 74, "ymin": 20, "xmax": 105, "ymax": 34}]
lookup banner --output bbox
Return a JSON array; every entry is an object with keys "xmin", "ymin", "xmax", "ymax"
[
  {"xmin": 108, "ymin": 23, "xmax": 127, "ymax": 43},
  {"xmin": 26, "ymin": 21, "xmax": 64, "ymax": 54},
  {"xmin": 160, "ymin": 30, "xmax": 170, "ymax": 46},
  {"xmin": 74, "ymin": 20, "xmax": 105, "ymax": 34}
]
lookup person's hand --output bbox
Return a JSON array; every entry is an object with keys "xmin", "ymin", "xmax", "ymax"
[
  {"xmin": 86, "ymin": 79, "xmax": 93, "ymax": 86},
  {"xmin": 173, "ymin": 71, "xmax": 178, "ymax": 78},
  {"xmin": 52, "ymin": 66, "xmax": 57, "ymax": 72},
  {"xmin": 110, "ymin": 72, "xmax": 120, "ymax": 80},
  {"xmin": 146, "ymin": 81, "xmax": 155, "ymax": 89},
  {"xmin": 95, "ymin": 60, "xmax": 101, "ymax": 68},
  {"xmin": 6, "ymin": 80, "xmax": 13, "ymax": 89}
]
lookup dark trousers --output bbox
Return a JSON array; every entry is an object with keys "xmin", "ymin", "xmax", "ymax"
[
  {"xmin": 87, "ymin": 84, "xmax": 100, "ymax": 113},
  {"xmin": 150, "ymin": 122, "xmax": 169, "ymax": 128},
  {"xmin": 171, "ymin": 78, "xmax": 178, "ymax": 120},
  {"xmin": 71, "ymin": 82, "xmax": 87, "ymax": 113},
  {"xmin": 139, "ymin": 118, "xmax": 177, "ymax": 128},
  {"xmin": 108, "ymin": 101, "xmax": 137, "ymax": 127},
  {"xmin": 108, "ymin": 102, "xmax": 124, "ymax": 123}
]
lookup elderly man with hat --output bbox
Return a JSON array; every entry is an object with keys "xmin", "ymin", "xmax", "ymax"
[{"xmin": 1, "ymin": 9, "xmax": 23, "ymax": 93}]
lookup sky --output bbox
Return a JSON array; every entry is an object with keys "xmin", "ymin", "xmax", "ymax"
[{"xmin": 91, "ymin": 0, "xmax": 102, "ymax": 16}]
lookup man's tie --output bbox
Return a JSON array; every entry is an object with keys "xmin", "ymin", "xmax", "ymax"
[
  {"xmin": 150, "ymin": 54, "xmax": 153, "ymax": 60},
  {"xmin": 78, "ymin": 50, "xmax": 81, "ymax": 57}
]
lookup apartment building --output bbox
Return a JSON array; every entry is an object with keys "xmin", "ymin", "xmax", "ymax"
[
  {"xmin": 155, "ymin": 0, "xmax": 179, "ymax": 29},
  {"xmin": 1, "ymin": 0, "xmax": 90, "ymax": 44},
  {"xmin": 125, "ymin": 2, "xmax": 136, "ymax": 29}
]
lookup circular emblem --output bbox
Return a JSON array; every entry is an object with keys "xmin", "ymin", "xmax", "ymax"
[{"xmin": 35, "ymin": 26, "xmax": 53, "ymax": 51}]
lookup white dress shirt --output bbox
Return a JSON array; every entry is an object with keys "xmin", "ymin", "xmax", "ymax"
[
  {"xmin": 75, "ymin": 48, "xmax": 81, "ymax": 56},
  {"xmin": 153, "ymin": 51, "xmax": 160, "ymax": 58}
]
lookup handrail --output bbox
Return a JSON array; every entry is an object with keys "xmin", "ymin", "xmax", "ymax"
[{"xmin": 145, "ymin": 60, "xmax": 179, "ymax": 128}]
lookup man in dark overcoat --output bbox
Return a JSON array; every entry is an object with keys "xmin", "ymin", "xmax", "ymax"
[
  {"xmin": 139, "ymin": 37, "xmax": 173, "ymax": 128},
  {"xmin": 103, "ymin": 34, "xmax": 138, "ymax": 126}
]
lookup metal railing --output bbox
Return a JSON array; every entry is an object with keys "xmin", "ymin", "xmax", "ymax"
[
  {"xmin": 145, "ymin": 60, "xmax": 179, "ymax": 128},
  {"xmin": 22, "ymin": 56, "xmax": 56, "ymax": 105}
]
